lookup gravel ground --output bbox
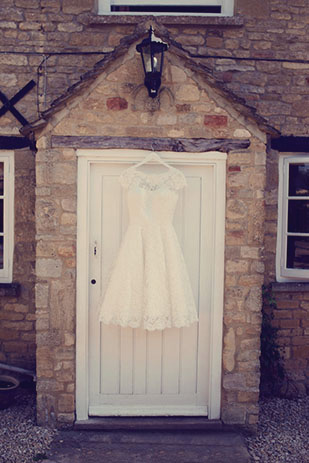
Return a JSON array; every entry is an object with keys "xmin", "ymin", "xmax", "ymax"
[
  {"xmin": 0, "ymin": 384, "xmax": 57, "ymax": 463},
  {"xmin": 246, "ymin": 396, "xmax": 309, "ymax": 462},
  {"xmin": 1, "ymin": 386, "xmax": 308, "ymax": 463}
]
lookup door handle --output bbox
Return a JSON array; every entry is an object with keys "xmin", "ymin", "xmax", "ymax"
[{"xmin": 91, "ymin": 279, "xmax": 96, "ymax": 285}]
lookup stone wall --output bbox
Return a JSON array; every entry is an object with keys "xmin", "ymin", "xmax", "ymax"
[
  {"xmin": 0, "ymin": 0, "xmax": 308, "ymax": 425},
  {"xmin": 265, "ymin": 150, "xmax": 309, "ymax": 396},
  {"xmin": 0, "ymin": 149, "xmax": 36, "ymax": 370},
  {"xmin": 35, "ymin": 140, "xmax": 76, "ymax": 426},
  {"xmin": 33, "ymin": 47, "xmax": 267, "ymax": 427},
  {"xmin": 1, "ymin": 0, "xmax": 309, "ymax": 136},
  {"xmin": 271, "ymin": 284, "xmax": 309, "ymax": 396}
]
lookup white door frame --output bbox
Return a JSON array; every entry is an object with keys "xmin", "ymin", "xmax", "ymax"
[{"xmin": 76, "ymin": 149, "xmax": 226, "ymax": 421}]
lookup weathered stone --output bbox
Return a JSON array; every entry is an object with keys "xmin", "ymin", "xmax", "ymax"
[
  {"xmin": 35, "ymin": 283, "xmax": 49, "ymax": 308},
  {"xmin": 175, "ymin": 85, "xmax": 200, "ymax": 101},
  {"xmin": 36, "ymin": 258, "xmax": 62, "ymax": 278},
  {"xmin": 223, "ymin": 328, "xmax": 236, "ymax": 372},
  {"xmin": 0, "ymin": 73, "xmax": 17, "ymax": 86},
  {"xmin": 233, "ymin": 128, "xmax": 252, "ymax": 138},
  {"xmin": 204, "ymin": 115, "xmax": 228, "ymax": 128},
  {"xmin": 58, "ymin": 394, "xmax": 75, "ymax": 413},
  {"xmin": 106, "ymin": 97, "xmax": 128, "ymax": 110},
  {"xmin": 170, "ymin": 66, "xmax": 188, "ymax": 83}
]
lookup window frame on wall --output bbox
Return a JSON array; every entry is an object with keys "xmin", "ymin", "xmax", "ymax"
[
  {"xmin": 0, "ymin": 151, "xmax": 14, "ymax": 284},
  {"xmin": 277, "ymin": 154, "xmax": 309, "ymax": 282},
  {"xmin": 98, "ymin": 0, "xmax": 234, "ymax": 16}
]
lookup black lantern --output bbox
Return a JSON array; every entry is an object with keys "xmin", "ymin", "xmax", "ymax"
[{"xmin": 136, "ymin": 26, "xmax": 169, "ymax": 98}]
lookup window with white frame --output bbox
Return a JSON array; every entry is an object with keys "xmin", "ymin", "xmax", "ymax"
[
  {"xmin": 277, "ymin": 155, "xmax": 309, "ymax": 282},
  {"xmin": 98, "ymin": 0, "xmax": 234, "ymax": 16},
  {"xmin": 0, "ymin": 152, "xmax": 14, "ymax": 284}
]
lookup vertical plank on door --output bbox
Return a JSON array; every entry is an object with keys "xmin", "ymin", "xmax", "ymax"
[
  {"xmin": 180, "ymin": 175, "xmax": 201, "ymax": 394},
  {"xmin": 146, "ymin": 330, "xmax": 163, "ymax": 394},
  {"xmin": 133, "ymin": 329, "xmax": 147, "ymax": 394},
  {"xmin": 100, "ymin": 324, "xmax": 120, "ymax": 393},
  {"xmin": 196, "ymin": 167, "xmax": 213, "ymax": 405},
  {"xmin": 120, "ymin": 328, "xmax": 133, "ymax": 394},
  {"xmin": 162, "ymin": 329, "xmax": 180, "ymax": 394},
  {"xmin": 100, "ymin": 175, "xmax": 122, "ymax": 394}
]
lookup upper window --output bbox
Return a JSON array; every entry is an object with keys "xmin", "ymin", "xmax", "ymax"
[
  {"xmin": 98, "ymin": 0, "xmax": 234, "ymax": 16},
  {"xmin": 0, "ymin": 151, "xmax": 14, "ymax": 284},
  {"xmin": 277, "ymin": 155, "xmax": 309, "ymax": 282}
]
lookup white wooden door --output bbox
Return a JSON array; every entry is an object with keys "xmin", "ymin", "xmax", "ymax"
[{"xmin": 76, "ymin": 150, "xmax": 226, "ymax": 420}]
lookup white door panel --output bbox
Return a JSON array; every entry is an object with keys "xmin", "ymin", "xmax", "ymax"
[{"xmin": 76, "ymin": 150, "xmax": 225, "ymax": 420}]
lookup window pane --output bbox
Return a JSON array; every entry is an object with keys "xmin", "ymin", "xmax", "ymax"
[
  {"xmin": 287, "ymin": 236, "xmax": 309, "ymax": 269},
  {"xmin": 288, "ymin": 200, "xmax": 309, "ymax": 233},
  {"xmin": 0, "ymin": 236, "xmax": 3, "ymax": 269},
  {"xmin": 289, "ymin": 163, "xmax": 309, "ymax": 196},
  {"xmin": 0, "ymin": 162, "xmax": 3, "ymax": 196},
  {"xmin": 111, "ymin": 5, "xmax": 221, "ymax": 13},
  {"xmin": 0, "ymin": 199, "xmax": 3, "ymax": 233}
]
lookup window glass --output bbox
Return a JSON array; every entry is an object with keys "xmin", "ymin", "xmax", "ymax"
[
  {"xmin": 0, "ymin": 162, "xmax": 3, "ymax": 195},
  {"xmin": 0, "ymin": 153, "xmax": 14, "ymax": 282},
  {"xmin": 289, "ymin": 164, "xmax": 309, "ymax": 196},
  {"xmin": 287, "ymin": 236, "xmax": 309, "ymax": 270},
  {"xmin": 0, "ymin": 199, "xmax": 3, "ymax": 234},
  {"xmin": 98, "ymin": 0, "xmax": 234, "ymax": 16},
  {"xmin": 0, "ymin": 236, "xmax": 3, "ymax": 270},
  {"xmin": 288, "ymin": 200, "xmax": 309, "ymax": 233},
  {"xmin": 111, "ymin": 4, "xmax": 221, "ymax": 13}
]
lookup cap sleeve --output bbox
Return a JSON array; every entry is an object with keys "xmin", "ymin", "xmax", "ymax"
[
  {"xmin": 171, "ymin": 169, "xmax": 187, "ymax": 190},
  {"xmin": 119, "ymin": 168, "xmax": 134, "ymax": 189}
]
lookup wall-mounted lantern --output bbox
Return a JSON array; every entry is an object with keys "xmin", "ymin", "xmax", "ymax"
[{"xmin": 136, "ymin": 26, "xmax": 169, "ymax": 98}]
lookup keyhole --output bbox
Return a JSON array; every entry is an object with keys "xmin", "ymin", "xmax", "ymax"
[{"xmin": 91, "ymin": 279, "xmax": 96, "ymax": 285}]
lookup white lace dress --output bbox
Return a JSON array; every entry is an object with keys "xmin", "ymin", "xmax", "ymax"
[{"xmin": 98, "ymin": 166, "xmax": 198, "ymax": 331}]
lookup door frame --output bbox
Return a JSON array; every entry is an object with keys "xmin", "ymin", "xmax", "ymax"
[{"xmin": 76, "ymin": 149, "xmax": 226, "ymax": 421}]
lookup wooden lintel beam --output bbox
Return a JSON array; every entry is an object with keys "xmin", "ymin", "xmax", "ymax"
[{"xmin": 51, "ymin": 136, "xmax": 250, "ymax": 152}]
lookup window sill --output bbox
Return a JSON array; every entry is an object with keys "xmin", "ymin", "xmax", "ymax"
[
  {"xmin": 0, "ymin": 282, "xmax": 21, "ymax": 297},
  {"xmin": 87, "ymin": 14, "xmax": 244, "ymax": 26},
  {"xmin": 271, "ymin": 282, "xmax": 309, "ymax": 293}
]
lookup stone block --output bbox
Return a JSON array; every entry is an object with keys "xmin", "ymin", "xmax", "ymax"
[
  {"xmin": 226, "ymin": 199, "xmax": 248, "ymax": 219},
  {"xmin": 58, "ymin": 394, "xmax": 75, "ymax": 413},
  {"xmin": 221, "ymin": 406, "xmax": 246, "ymax": 425},
  {"xmin": 206, "ymin": 36, "xmax": 224, "ymax": 48},
  {"xmin": 50, "ymin": 163, "xmax": 77, "ymax": 185},
  {"xmin": 60, "ymin": 213, "xmax": 77, "ymax": 226},
  {"xmin": 223, "ymin": 328, "xmax": 236, "ymax": 372},
  {"xmin": 176, "ymin": 85, "xmax": 200, "ymax": 101},
  {"xmin": 64, "ymin": 332, "xmax": 75, "ymax": 347},
  {"xmin": 292, "ymin": 345, "xmax": 309, "ymax": 359},
  {"xmin": 106, "ymin": 97, "xmax": 128, "ymax": 110},
  {"xmin": 57, "ymin": 23, "xmax": 83, "ymax": 32},
  {"xmin": 50, "ymin": 280, "xmax": 75, "ymax": 330},
  {"xmin": 36, "ymin": 258, "xmax": 62, "ymax": 278},
  {"xmin": 226, "ymin": 260, "xmax": 249, "ymax": 273},
  {"xmin": 57, "ymin": 244, "xmax": 75, "ymax": 258},
  {"xmin": 62, "ymin": 0, "xmax": 93, "ymax": 14},
  {"xmin": 170, "ymin": 66, "xmax": 188, "ymax": 83},
  {"xmin": 223, "ymin": 373, "xmax": 248, "ymax": 391},
  {"xmin": 61, "ymin": 198, "xmax": 76, "ymax": 212},
  {"xmin": 204, "ymin": 115, "xmax": 228, "ymax": 128},
  {"xmin": 0, "ymin": 73, "xmax": 17, "ymax": 87}
]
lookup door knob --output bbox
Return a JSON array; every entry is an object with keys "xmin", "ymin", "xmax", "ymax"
[{"xmin": 91, "ymin": 279, "xmax": 96, "ymax": 285}]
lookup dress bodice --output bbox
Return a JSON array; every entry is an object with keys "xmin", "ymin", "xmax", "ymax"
[
  {"xmin": 99, "ymin": 165, "xmax": 198, "ymax": 330},
  {"xmin": 119, "ymin": 168, "xmax": 187, "ymax": 227}
]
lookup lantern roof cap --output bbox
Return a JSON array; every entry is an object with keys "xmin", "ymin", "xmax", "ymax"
[{"xmin": 136, "ymin": 26, "xmax": 169, "ymax": 53}]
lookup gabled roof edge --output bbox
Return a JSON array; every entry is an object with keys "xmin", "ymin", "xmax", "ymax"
[{"xmin": 21, "ymin": 19, "xmax": 280, "ymax": 138}]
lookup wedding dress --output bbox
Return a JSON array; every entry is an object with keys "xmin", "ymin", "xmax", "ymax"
[{"xmin": 98, "ymin": 158, "xmax": 198, "ymax": 331}]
